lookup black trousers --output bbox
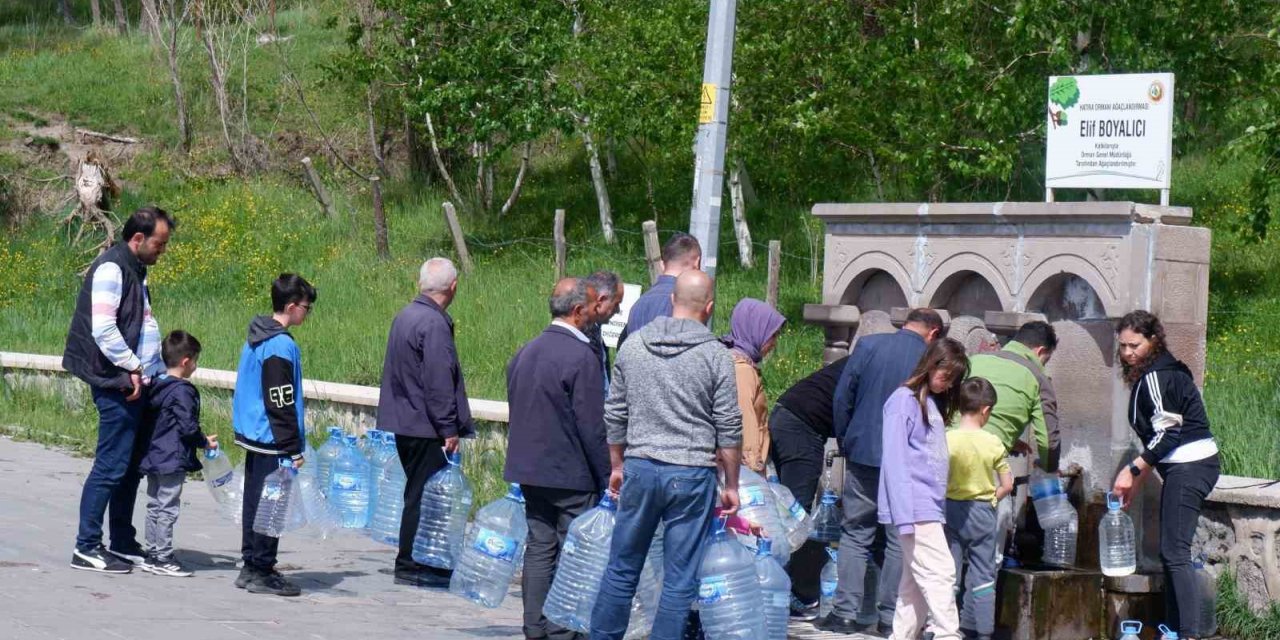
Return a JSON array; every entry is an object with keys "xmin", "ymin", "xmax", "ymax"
[
  {"xmin": 395, "ymin": 434, "xmax": 448, "ymax": 574},
  {"xmin": 1157, "ymin": 454, "xmax": 1220, "ymax": 635},
  {"xmin": 522, "ymin": 485, "xmax": 596, "ymax": 640},
  {"xmin": 241, "ymin": 450, "xmax": 283, "ymax": 571},
  {"xmin": 768, "ymin": 404, "xmax": 828, "ymax": 603}
]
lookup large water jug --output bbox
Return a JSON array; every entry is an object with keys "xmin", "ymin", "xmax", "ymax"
[
  {"xmin": 753, "ymin": 539, "xmax": 791, "ymax": 640},
  {"xmin": 224, "ymin": 464, "xmax": 246, "ymax": 524},
  {"xmin": 1193, "ymin": 554, "xmax": 1218, "ymax": 637},
  {"xmin": 328, "ymin": 435, "xmax": 371, "ymax": 528},
  {"xmin": 449, "ymin": 483, "xmax": 528, "ymax": 608},
  {"xmin": 1118, "ymin": 620, "xmax": 1142, "ymax": 640},
  {"xmin": 766, "ymin": 475, "xmax": 809, "ymax": 553},
  {"xmin": 253, "ymin": 460, "xmax": 297, "ymax": 537},
  {"xmin": 415, "ymin": 451, "xmax": 474, "ymax": 568},
  {"xmin": 315, "ymin": 426, "xmax": 345, "ymax": 495},
  {"xmin": 1099, "ymin": 492, "xmax": 1136, "ymax": 577},
  {"xmin": 697, "ymin": 521, "xmax": 766, "ymax": 640},
  {"xmin": 1042, "ymin": 502, "xmax": 1078, "ymax": 568},
  {"xmin": 819, "ymin": 547, "xmax": 838, "ymax": 618},
  {"xmin": 296, "ymin": 464, "xmax": 342, "ymax": 539},
  {"xmin": 1029, "ymin": 472, "xmax": 1072, "ymax": 529},
  {"xmin": 737, "ymin": 468, "xmax": 789, "ymax": 565},
  {"xmin": 365, "ymin": 432, "xmax": 399, "ymax": 524},
  {"xmin": 202, "ymin": 448, "xmax": 238, "ymax": 507},
  {"xmin": 544, "ymin": 494, "xmax": 618, "ymax": 632},
  {"xmin": 625, "ymin": 523, "xmax": 665, "ymax": 640},
  {"xmin": 808, "ymin": 490, "xmax": 841, "ymax": 543},
  {"xmin": 368, "ymin": 454, "xmax": 407, "ymax": 546}
]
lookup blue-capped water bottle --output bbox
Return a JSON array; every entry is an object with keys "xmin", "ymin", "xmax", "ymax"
[
  {"xmin": 1118, "ymin": 620, "xmax": 1142, "ymax": 640},
  {"xmin": 753, "ymin": 538, "xmax": 791, "ymax": 640},
  {"xmin": 253, "ymin": 459, "xmax": 298, "ymax": 538},
  {"xmin": 543, "ymin": 493, "xmax": 618, "ymax": 632},
  {"xmin": 415, "ymin": 451, "xmax": 474, "ymax": 568},
  {"xmin": 449, "ymin": 484, "xmax": 528, "ymax": 608},
  {"xmin": 808, "ymin": 490, "xmax": 841, "ymax": 543},
  {"xmin": 202, "ymin": 447, "xmax": 238, "ymax": 507},
  {"xmin": 1099, "ymin": 491, "xmax": 1136, "ymax": 577},
  {"xmin": 1158, "ymin": 623, "xmax": 1179, "ymax": 640},
  {"xmin": 819, "ymin": 547, "xmax": 839, "ymax": 618},
  {"xmin": 697, "ymin": 519, "xmax": 766, "ymax": 640},
  {"xmin": 368, "ymin": 449, "xmax": 407, "ymax": 546},
  {"xmin": 737, "ymin": 467, "xmax": 789, "ymax": 565},
  {"xmin": 315, "ymin": 426, "xmax": 345, "ymax": 496},
  {"xmin": 328, "ymin": 435, "xmax": 371, "ymax": 528}
]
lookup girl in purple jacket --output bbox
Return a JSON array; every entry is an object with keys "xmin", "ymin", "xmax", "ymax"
[{"xmin": 878, "ymin": 338, "xmax": 969, "ymax": 640}]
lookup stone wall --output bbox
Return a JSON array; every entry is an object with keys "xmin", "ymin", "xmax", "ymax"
[{"xmin": 1197, "ymin": 476, "xmax": 1280, "ymax": 614}]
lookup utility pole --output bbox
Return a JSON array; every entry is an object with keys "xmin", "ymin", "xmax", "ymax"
[{"xmin": 689, "ymin": 0, "xmax": 738, "ymax": 287}]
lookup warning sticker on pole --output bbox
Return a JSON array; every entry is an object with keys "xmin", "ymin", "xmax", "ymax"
[{"xmin": 699, "ymin": 83, "xmax": 717, "ymax": 124}]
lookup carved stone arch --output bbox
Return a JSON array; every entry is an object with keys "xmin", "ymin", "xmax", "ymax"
[
  {"xmin": 921, "ymin": 253, "xmax": 1014, "ymax": 315},
  {"xmin": 829, "ymin": 251, "xmax": 913, "ymax": 308},
  {"xmin": 1020, "ymin": 254, "xmax": 1121, "ymax": 319}
]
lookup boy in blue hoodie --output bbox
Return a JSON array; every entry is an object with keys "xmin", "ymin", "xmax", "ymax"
[
  {"xmin": 139, "ymin": 330, "xmax": 217, "ymax": 578},
  {"xmin": 231, "ymin": 273, "xmax": 315, "ymax": 597}
]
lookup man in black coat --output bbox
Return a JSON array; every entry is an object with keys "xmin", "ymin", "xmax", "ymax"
[
  {"xmin": 377, "ymin": 257, "xmax": 475, "ymax": 587},
  {"xmin": 504, "ymin": 277, "xmax": 608, "ymax": 640},
  {"xmin": 584, "ymin": 270, "xmax": 624, "ymax": 393}
]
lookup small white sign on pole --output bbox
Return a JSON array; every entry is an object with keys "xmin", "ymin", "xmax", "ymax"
[
  {"xmin": 601, "ymin": 283, "xmax": 643, "ymax": 349},
  {"xmin": 1045, "ymin": 73, "xmax": 1175, "ymax": 190}
]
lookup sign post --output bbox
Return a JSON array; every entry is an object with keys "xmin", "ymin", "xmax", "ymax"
[
  {"xmin": 689, "ymin": 0, "xmax": 738, "ymax": 285},
  {"xmin": 1045, "ymin": 73, "xmax": 1175, "ymax": 205}
]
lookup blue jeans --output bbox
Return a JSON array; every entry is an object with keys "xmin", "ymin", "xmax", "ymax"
[
  {"xmin": 589, "ymin": 458, "xmax": 717, "ymax": 640},
  {"xmin": 76, "ymin": 387, "xmax": 145, "ymax": 552}
]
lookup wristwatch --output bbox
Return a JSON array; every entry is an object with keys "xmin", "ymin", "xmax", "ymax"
[{"xmin": 1128, "ymin": 463, "xmax": 1142, "ymax": 477}]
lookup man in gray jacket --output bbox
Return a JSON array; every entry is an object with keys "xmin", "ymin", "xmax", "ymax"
[{"xmin": 589, "ymin": 270, "xmax": 743, "ymax": 640}]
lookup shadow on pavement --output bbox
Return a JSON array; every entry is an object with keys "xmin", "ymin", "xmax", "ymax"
[
  {"xmin": 179, "ymin": 549, "xmax": 240, "ymax": 570},
  {"xmin": 455, "ymin": 625, "xmax": 523, "ymax": 637},
  {"xmin": 290, "ymin": 569, "xmax": 367, "ymax": 590}
]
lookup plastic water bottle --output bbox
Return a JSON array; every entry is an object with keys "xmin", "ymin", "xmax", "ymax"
[
  {"xmin": 415, "ymin": 451, "xmax": 474, "ymax": 569},
  {"xmin": 366, "ymin": 432, "xmax": 399, "ymax": 524},
  {"xmin": 994, "ymin": 493, "xmax": 1014, "ymax": 567},
  {"xmin": 544, "ymin": 494, "xmax": 618, "ymax": 632},
  {"xmin": 754, "ymin": 539, "xmax": 791, "ymax": 640},
  {"xmin": 295, "ymin": 464, "xmax": 341, "ymax": 540},
  {"xmin": 449, "ymin": 484, "xmax": 528, "ymax": 608},
  {"xmin": 1099, "ymin": 491, "xmax": 1136, "ymax": 577},
  {"xmin": 1029, "ymin": 472, "xmax": 1072, "ymax": 529},
  {"xmin": 202, "ymin": 448, "xmax": 237, "ymax": 506},
  {"xmin": 363, "ymin": 432, "xmax": 383, "ymax": 522},
  {"xmin": 1193, "ymin": 554, "xmax": 1217, "ymax": 637},
  {"xmin": 315, "ymin": 426, "xmax": 345, "ymax": 495},
  {"xmin": 1158, "ymin": 623, "xmax": 1179, "ymax": 640},
  {"xmin": 766, "ymin": 476, "xmax": 809, "ymax": 553},
  {"xmin": 737, "ymin": 467, "xmax": 789, "ymax": 565},
  {"xmin": 1042, "ymin": 502, "xmax": 1078, "ymax": 568},
  {"xmin": 253, "ymin": 460, "xmax": 297, "ymax": 537},
  {"xmin": 328, "ymin": 435, "xmax": 371, "ymax": 528},
  {"xmin": 808, "ymin": 490, "xmax": 841, "ymax": 543},
  {"xmin": 697, "ymin": 520, "xmax": 766, "ymax": 640},
  {"xmin": 626, "ymin": 524, "xmax": 665, "ymax": 640},
  {"xmin": 1118, "ymin": 620, "xmax": 1142, "ymax": 640},
  {"xmin": 224, "ymin": 464, "xmax": 245, "ymax": 524},
  {"xmin": 819, "ymin": 547, "xmax": 838, "ymax": 618},
  {"xmin": 368, "ymin": 454, "xmax": 407, "ymax": 546}
]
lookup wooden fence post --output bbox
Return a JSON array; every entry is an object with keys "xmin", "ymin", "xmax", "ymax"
[
  {"xmin": 729, "ymin": 164, "xmax": 752, "ymax": 268},
  {"xmin": 370, "ymin": 175, "xmax": 390, "ymax": 259},
  {"xmin": 766, "ymin": 240, "xmax": 781, "ymax": 308},
  {"xmin": 642, "ymin": 220, "xmax": 662, "ymax": 285},
  {"xmin": 554, "ymin": 209, "xmax": 566, "ymax": 281},
  {"xmin": 301, "ymin": 157, "xmax": 334, "ymax": 220},
  {"xmin": 443, "ymin": 201, "xmax": 474, "ymax": 274}
]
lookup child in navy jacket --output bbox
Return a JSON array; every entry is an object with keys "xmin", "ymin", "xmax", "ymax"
[{"xmin": 139, "ymin": 330, "xmax": 216, "ymax": 577}]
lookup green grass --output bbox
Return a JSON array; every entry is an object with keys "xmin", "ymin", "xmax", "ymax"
[{"xmin": 1217, "ymin": 569, "xmax": 1280, "ymax": 640}]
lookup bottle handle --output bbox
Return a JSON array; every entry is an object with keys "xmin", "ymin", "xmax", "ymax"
[
  {"xmin": 1120, "ymin": 620, "xmax": 1142, "ymax": 634},
  {"xmin": 1106, "ymin": 491, "xmax": 1123, "ymax": 510},
  {"xmin": 1157, "ymin": 623, "xmax": 1176, "ymax": 638}
]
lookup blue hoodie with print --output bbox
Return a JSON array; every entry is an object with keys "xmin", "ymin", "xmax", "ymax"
[{"xmin": 232, "ymin": 315, "xmax": 305, "ymax": 460}]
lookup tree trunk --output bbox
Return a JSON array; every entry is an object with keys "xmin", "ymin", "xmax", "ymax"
[
  {"xmin": 404, "ymin": 110, "xmax": 432, "ymax": 184},
  {"xmin": 199, "ymin": 21, "xmax": 242, "ymax": 172},
  {"xmin": 729, "ymin": 164, "xmax": 753, "ymax": 268},
  {"xmin": 369, "ymin": 176, "xmax": 391, "ymax": 259},
  {"xmin": 58, "ymin": 0, "xmax": 75, "ymax": 25},
  {"xmin": 366, "ymin": 87, "xmax": 387, "ymax": 176},
  {"xmin": 500, "ymin": 142, "xmax": 531, "ymax": 216},
  {"xmin": 580, "ymin": 123, "xmax": 615, "ymax": 244},
  {"xmin": 425, "ymin": 114, "xmax": 467, "ymax": 211},
  {"xmin": 90, "ymin": 0, "xmax": 102, "ymax": 27},
  {"xmin": 606, "ymin": 136, "xmax": 618, "ymax": 178},
  {"xmin": 113, "ymin": 0, "xmax": 128, "ymax": 35},
  {"xmin": 140, "ymin": 0, "xmax": 159, "ymax": 40},
  {"xmin": 151, "ymin": 1, "xmax": 191, "ymax": 153}
]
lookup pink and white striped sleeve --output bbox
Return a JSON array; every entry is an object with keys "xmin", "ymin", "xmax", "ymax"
[
  {"xmin": 89, "ymin": 261, "xmax": 142, "ymax": 373},
  {"xmin": 137, "ymin": 278, "xmax": 163, "ymax": 379}
]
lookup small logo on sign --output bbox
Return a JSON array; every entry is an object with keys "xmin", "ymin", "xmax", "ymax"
[{"xmin": 1147, "ymin": 80, "xmax": 1165, "ymax": 103}]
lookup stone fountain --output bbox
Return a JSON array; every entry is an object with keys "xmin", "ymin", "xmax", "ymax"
[{"xmin": 804, "ymin": 201, "xmax": 1210, "ymax": 639}]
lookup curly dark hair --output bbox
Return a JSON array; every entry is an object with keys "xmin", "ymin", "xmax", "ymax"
[
  {"xmin": 903, "ymin": 337, "xmax": 970, "ymax": 425},
  {"xmin": 1116, "ymin": 310, "xmax": 1167, "ymax": 386}
]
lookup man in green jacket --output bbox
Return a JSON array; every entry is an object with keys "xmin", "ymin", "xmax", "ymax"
[{"xmin": 966, "ymin": 321, "xmax": 1060, "ymax": 472}]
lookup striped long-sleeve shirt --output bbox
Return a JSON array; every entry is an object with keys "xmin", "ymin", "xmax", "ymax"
[{"xmin": 91, "ymin": 261, "xmax": 162, "ymax": 379}]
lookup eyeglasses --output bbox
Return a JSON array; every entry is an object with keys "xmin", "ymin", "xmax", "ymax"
[{"xmin": 297, "ymin": 303, "xmax": 313, "ymax": 313}]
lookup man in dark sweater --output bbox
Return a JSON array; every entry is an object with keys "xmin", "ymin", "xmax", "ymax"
[
  {"xmin": 768, "ymin": 354, "xmax": 849, "ymax": 610},
  {"xmin": 504, "ymin": 277, "xmax": 608, "ymax": 640},
  {"xmin": 616, "ymin": 233, "xmax": 700, "ymax": 346},
  {"xmin": 378, "ymin": 257, "xmax": 475, "ymax": 588},
  {"xmin": 585, "ymin": 270, "xmax": 624, "ymax": 394},
  {"xmin": 822, "ymin": 308, "xmax": 943, "ymax": 636}
]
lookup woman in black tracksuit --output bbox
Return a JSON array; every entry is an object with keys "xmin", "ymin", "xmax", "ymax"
[{"xmin": 1112, "ymin": 310, "xmax": 1219, "ymax": 639}]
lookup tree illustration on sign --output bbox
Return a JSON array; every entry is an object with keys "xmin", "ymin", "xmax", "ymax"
[{"xmin": 1048, "ymin": 77, "xmax": 1080, "ymax": 129}]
